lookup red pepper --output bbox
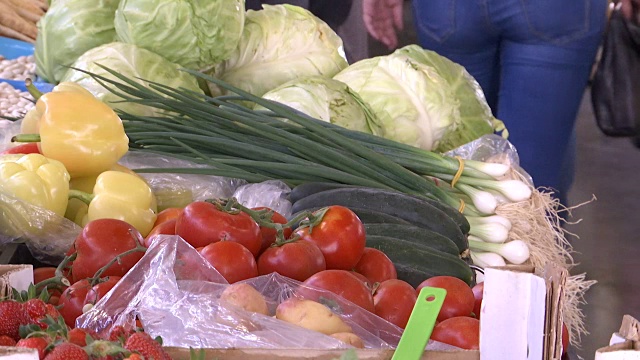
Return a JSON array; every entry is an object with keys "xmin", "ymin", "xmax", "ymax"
[{"xmin": 0, "ymin": 143, "xmax": 41, "ymax": 155}]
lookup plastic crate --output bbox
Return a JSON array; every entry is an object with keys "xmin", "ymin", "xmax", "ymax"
[{"xmin": 0, "ymin": 36, "xmax": 54, "ymax": 93}]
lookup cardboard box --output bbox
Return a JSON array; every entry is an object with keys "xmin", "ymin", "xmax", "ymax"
[
  {"xmin": 0, "ymin": 346, "xmax": 38, "ymax": 360},
  {"xmin": 596, "ymin": 315, "xmax": 640, "ymax": 359},
  {"xmin": 164, "ymin": 348, "xmax": 478, "ymax": 360},
  {"xmin": 0, "ymin": 264, "xmax": 33, "ymax": 298},
  {"xmin": 163, "ymin": 265, "xmax": 563, "ymax": 360}
]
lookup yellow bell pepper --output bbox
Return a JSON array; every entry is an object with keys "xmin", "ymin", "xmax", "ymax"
[
  {"xmin": 21, "ymin": 82, "xmax": 94, "ymax": 134},
  {"xmin": 0, "ymin": 153, "xmax": 70, "ymax": 216},
  {"xmin": 69, "ymin": 170, "xmax": 157, "ymax": 236},
  {"xmin": 65, "ymin": 164, "xmax": 158, "ymax": 226},
  {"xmin": 16, "ymin": 82, "xmax": 129, "ymax": 178}
]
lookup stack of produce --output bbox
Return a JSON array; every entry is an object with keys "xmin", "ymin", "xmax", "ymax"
[
  {"xmin": 0, "ymin": 0, "xmax": 46, "ymax": 43},
  {"xmin": 0, "ymin": 0, "xmax": 592, "ymax": 352}
]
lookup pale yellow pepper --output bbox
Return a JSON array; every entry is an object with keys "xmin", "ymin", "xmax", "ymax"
[
  {"xmin": 65, "ymin": 164, "xmax": 158, "ymax": 226},
  {"xmin": 0, "ymin": 153, "xmax": 70, "ymax": 216},
  {"xmin": 17, "ymin": 82, "xmax": 129, "ymax": 178},
  {"xmin": 69, "ymin": 170, "xmax": 157, "ymax": 236}
]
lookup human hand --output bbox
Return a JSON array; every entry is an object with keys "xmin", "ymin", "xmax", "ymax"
[
  {"xmin": 620, "ymin": 0, "xmax": 640, "ymax": 20},
  {"xmin": 363, "ymin": 0, "xmax": 404, "ymax": 50}
]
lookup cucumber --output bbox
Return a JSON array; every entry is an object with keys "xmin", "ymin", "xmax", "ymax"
[
  {"xmin": 290, "ymin": 187, "xmax": 468, "ymax": 252},
  {"xmin": 366, "ymin": 235, "xmax": 474, "ymax": 287},
  {"xmin": 290, "ymin": 207, "xmax": 412, "ymax": 226},
  {"xmin": 289, "ymin": 182, "xmax": 352, "ymax": 203},
  {"xmin": 291, "ymin": 183, "xmax": 470, "ymax": 234},
  {"xmin": 364, "ymin": 224, "xmax": 460, "ymax": 256}
]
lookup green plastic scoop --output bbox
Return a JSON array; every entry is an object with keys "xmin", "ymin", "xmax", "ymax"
[{"xmin": 392, "ymin": 286, "xmax": 447, "ymax": 360}]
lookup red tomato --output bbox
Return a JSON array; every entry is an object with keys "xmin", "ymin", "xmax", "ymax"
[
  {"xmin": 33, "ymin": 267, "xmax": 66, "ymax": 299},
  {"xmin": 301, "ymin": 270, "xmax": 375, "ymax": 313},
  {"xmin": 58, "ymin": 279, "xmax": 92, "ymax": 328},
  {"xmin": 350, "ymin": 271, "xmax": 373, "ymax": 290},
  {"xmin": 153, "ymin": 207, "xmax": 183, "ymax": 227},
  {"xmin": 0, "ymin": 143, "xmax": 40, "ymax": 155},
  {"xmin": 431, "ymin": 317, "xmax": 480, "ymax": 350},
  {"xmin": 144, "ymin": 218, "xmax": 177, "ymax": 248},
  {"xmin": 257, "ymin": 239, "xmax": 325, "ymax": 282},
  {"xmin": 253, "ymin": 207, "xmax": 292, "ymax": 254},
  {"xmin": 199, "ymin": 241, "xmax": 258, "ymax": 283},
  {"xmin": 373, "ymin": 279, "xmax": 417, "ymax": 329},
  {"xmin": 69, "ymin": 219, "xmax": 145, "ymax": 283},
  {"xmin": 176, "ymin": 201, "xmax": 262, "ymax": 256},
  {"xmin": 471, "ymin": 282, "xmax": 484, "ymax": 319},
  {"xmin": 417, "ymin": 276, "xmax": 475, "ymax": 322},
  {"xmin": 83, "ymin": 276, "xmax": 121, "ymax": 307},
  {"xmin": 354, "ymin": 248, "xmax": 397, "ymax": 284},
  {"xmin": 295, "ymin": 206, "xmax": 365, "ymax": 270}
]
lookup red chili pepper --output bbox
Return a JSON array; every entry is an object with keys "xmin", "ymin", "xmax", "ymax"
[{"xmin": 0, "ymin": 143, "xmax": 41, "ymax": 155}]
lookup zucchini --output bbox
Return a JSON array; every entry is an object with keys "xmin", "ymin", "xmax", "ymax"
[
  {"xmin": 290, "ymin": 182, "xmax": 470, "ymax": 234},
  {"xmin": 366, "ymin": 235, "xmax": 474, "ymax": 287},
  {"xmin": 290, "ymin": 187, "xmax": 468, "ymax": 252},
  {"xmin": 290, "ymin": 207, "xmax": 412, "ymax": 226},
  {"xmin": 289, "ymin": 182, "xmax": 351, "ymax": 203},
  {"xmin": 364, "ymin": 224, "xmax": 460, "ymax": 256}
]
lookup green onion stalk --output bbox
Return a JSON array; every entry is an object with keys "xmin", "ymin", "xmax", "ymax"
[{"xmin": 77, "ymin": 66, "xmax": 532, "ymax": 240}]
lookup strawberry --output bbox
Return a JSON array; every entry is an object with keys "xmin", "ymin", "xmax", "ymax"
[
  {"xmin": 0, "ymin": 300, "xmax": 28, "ymax": 340},
  {"xmin": 43, "ymin": 342, "xmax": 89, "ymax": 360},
  {"xmin": 106, "ymin": 325, "xmax": 135, "ymax": 343},
  {"xmin": 23, "ymin": 299, "xmax": 61, "ymax": 329},
  {"xmin": 124, "ymin": 332, "xmax": 171, "ymax": 360},
  {"xmin": 16, "ymin": 337, "xmax": 50, "ymax": 359},
  {"xmin": 68, "ymin": 328, "xmax": 95, "ymax": 347},
  {"xmin": 124, "ymin": 354, "xmax": 144, "ymax": 360},
  {"xmin": 0, "ymin": 335, "xmax": 17, "ymax": 346}
]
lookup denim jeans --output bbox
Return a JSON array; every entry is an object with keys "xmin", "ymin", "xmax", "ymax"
[{"xmin": 412, "ymin": 0, "xmax": 607, "ymax": 203}]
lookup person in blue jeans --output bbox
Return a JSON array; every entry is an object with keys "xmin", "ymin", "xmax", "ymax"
[{"xmin": 362, "ymin": 0, "xmax": 617, "ymax": 205}]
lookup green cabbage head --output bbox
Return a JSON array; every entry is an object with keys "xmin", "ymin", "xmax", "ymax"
[
  {"xmin": 61, "ymin": 42, "xmax": 204, "ymax": 116},
  {"xmin": 257, "ymin": 76, "xmax": 382, "ymax": 134},
  {"xmin": 35, "ymin": 0, "xmax": 119, "ymax": 84},
  {"xmin": 212, "ymin": 4, "xmax": 348, "ymax": 98},
  {"xmin": 334, "ymin": 45, "xmax": 506, "ymax": 152},
  {"xmin": 114, "ymin": 0, "xmax": 245, "ymax": 70}
]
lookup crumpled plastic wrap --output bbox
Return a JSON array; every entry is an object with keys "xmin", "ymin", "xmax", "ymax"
[
  {"xmin": 0, "ymin": 120, "xmax": 21, "ymax": 153},
  {"xmin": 232, "ymin": 180, "xmax": 293, "ymax": 218},
  {"xmin": 446, "ymin": 134, "xmax": 533, "ymax": 186},
  {"xmin": 0, "ymin": 191, "xmax": 80, "ymax": 265},
  {"xmin": 77, "ymin": 235, "xmax": 404, "ymax": 350},
  {"xmin": 119, "ymin": 152, "xmax": 246, "ymax": 210}
]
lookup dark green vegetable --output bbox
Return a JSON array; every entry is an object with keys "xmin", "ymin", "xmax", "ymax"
[
  {"xmin": 364, "ymin": 224, "xmax": 460, "ymax": 256},
  {"xmin": 365, "ymin": 235, "xmax": 474, "ymax": 286},
  {"xmin": 289, "ymin": 207, "xmax": 412, "ymax": 227},
  {"xmin": 290, "ymin": 187, "xmax": 467, "ymax": 252},
  {"xmin": 290, "ymin": 183, "xmax": 470, "ymax": 233}
]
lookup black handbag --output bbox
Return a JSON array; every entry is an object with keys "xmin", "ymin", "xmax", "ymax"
[{"xmin": 591, "ymin": 6, "xmax": 640, "ymax": 137}]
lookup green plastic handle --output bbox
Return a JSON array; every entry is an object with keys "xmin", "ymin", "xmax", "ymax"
[{"xmin": 391, "ymin": 286, "xmax": 447, "ymax": 360}]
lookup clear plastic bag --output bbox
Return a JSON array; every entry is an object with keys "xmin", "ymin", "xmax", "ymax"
[
  {"xmin": 0, "ymin": 191, "xmax": 80, "ymax": 264},
  {"xmin": 0, "ymin": 119, "xmax": 22, "ymax": 153},
  {"xmin": 77, "ymin": 235, "xmax": 403, "ymax": 350},
  {"xmin": 232, "ymin": 180, "xmax": 293, "ymax": 218},
  {"xmin": 446, "ymin": 134, "xmax": 533, "ymax": 186},
  {"xmin": 119, "ymin": 152, "xmax": 247, "ymax": 210}
]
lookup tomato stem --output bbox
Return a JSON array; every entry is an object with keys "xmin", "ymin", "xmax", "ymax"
[{"xmin": 55, "ymin": 252, "xmax": 77, "ymax": 287}]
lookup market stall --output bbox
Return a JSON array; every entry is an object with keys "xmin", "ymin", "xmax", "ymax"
[{"xmin": 0, "ymin": 1, "xmax": 626, "ymax": 359}]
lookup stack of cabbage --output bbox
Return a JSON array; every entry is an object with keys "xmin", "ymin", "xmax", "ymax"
[
  {"xmin": 33, "ymin": 0, "xmax": 504, "ymax": 152},
  {"xmin": 33, "ymin": 2, "xmax": 347, "ymax": 117}
]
